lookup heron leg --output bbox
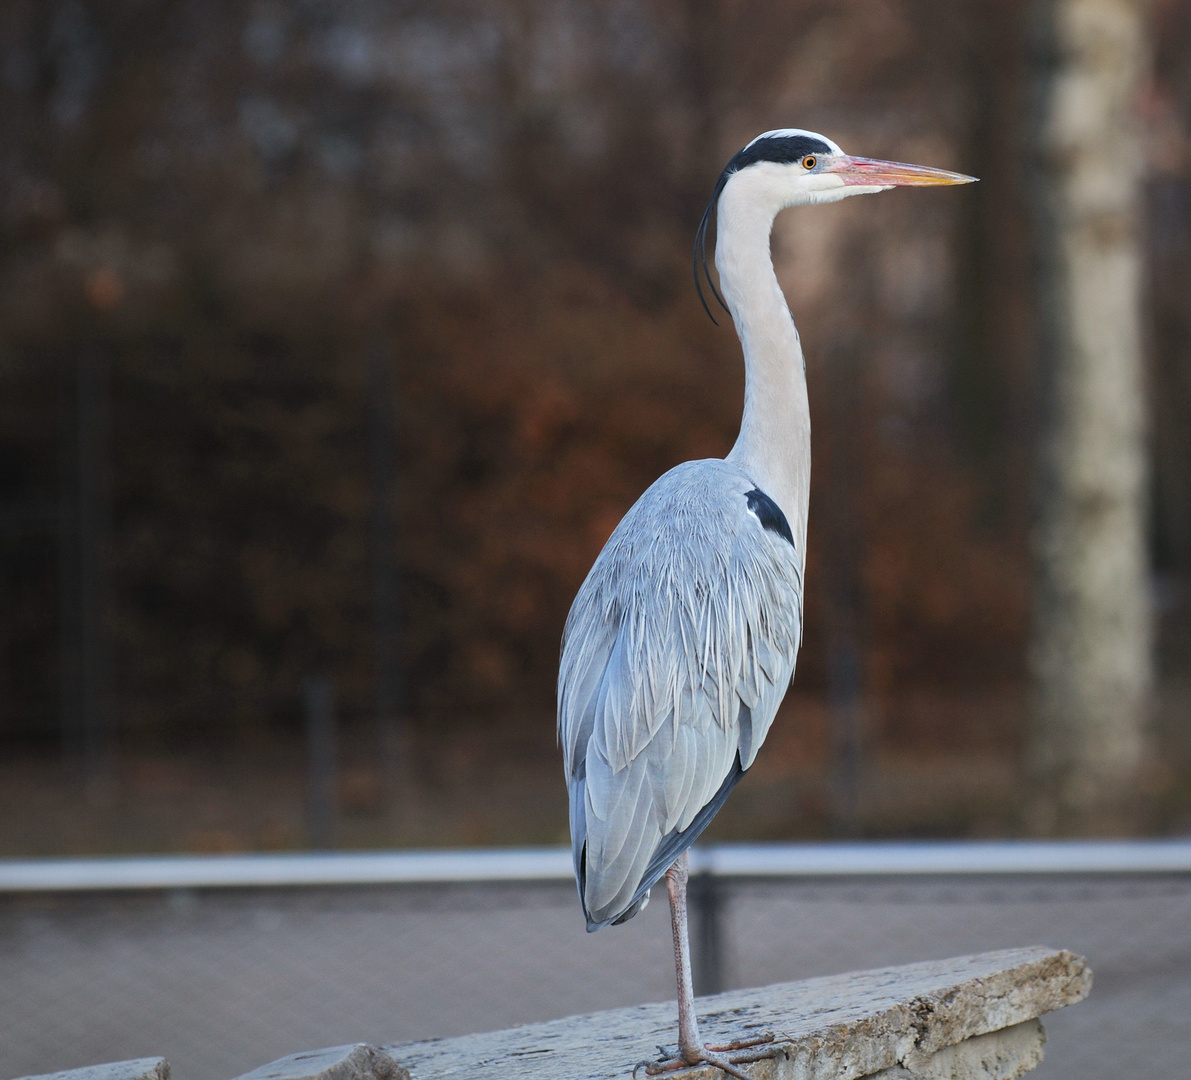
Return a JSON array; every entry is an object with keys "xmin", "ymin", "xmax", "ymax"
[
  {"xmin": 666, "ymin": 851, "xmax": 703, "ymax": 1062},
  {"xmin": 636, "ymin": 853, "xmax": 773, "ymax": 1080}
]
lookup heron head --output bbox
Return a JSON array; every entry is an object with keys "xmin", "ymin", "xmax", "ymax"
[
  {"xmin": 694, "ymin": 128, "xmax": 976, "ymax": 321},
  {"xmin": 722, "ymin": 128, "xmax": 976, "ymax": 206}
]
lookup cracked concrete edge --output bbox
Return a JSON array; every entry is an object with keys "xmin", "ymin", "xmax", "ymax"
[
  {"xmin": 760, "ymin": 949, "xmax": 1087, "ymax": 1079},
  {"xmin": 660, "ymin": 1019, "xmax": 1049, "ymax": 1080},
  {"xmin": 229, "ymin": 1044, "xmax": 410, "ymax": 1080},
  {"xmin": 905, "ymin": 949, "xmax": 1089, "ymax": 1056},
  {"xmin": 8, "ymin": 1058, "xmax": 169, "ymax": 1080},
  {"xmin": 717, "ymin": 951, "xmax": 1087, "ymax": 1080}
]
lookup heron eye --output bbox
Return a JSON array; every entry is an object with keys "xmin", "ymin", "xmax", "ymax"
[{"xmin": 802, "ymin": 155, "xmax": 817, "ymax": 170}]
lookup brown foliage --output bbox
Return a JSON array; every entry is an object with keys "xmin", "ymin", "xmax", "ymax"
[{"xmin": 0, "ymin": 0, "xmax": 1183, "ymax": 795}]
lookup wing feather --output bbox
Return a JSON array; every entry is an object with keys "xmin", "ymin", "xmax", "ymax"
[
  {"xmin": 558, "ymin": 459, "xmax": 803, "ymax": 930},
  {"xmin": 588, "ymin": 733, "xmax": 650, "ymax": 869},
  {"xmin": 584, "ymin": 754, "xmax": 655, "ymax": 915},
  {"xmin": 659, "ymin": 720, "xmax": 696, "ymax": 832}
]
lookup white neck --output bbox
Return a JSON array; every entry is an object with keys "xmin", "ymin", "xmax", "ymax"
[{"xmin": 716, "ymin": 169, "xmax": 812, "ymax": 557}]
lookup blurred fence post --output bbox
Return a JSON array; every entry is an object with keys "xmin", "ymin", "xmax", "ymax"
[
  {"xmin": 304, "ymin": 676, "xmax": 337, "ymax": 850},
  {"xmin": 58, "ymin": 348, "xmax": 113, "ymax": 785},
  {"xmin": 368, "ymin": 343, "xmax": 407, "ymax": 800},
  {"xmin": 691, "ymin": 869, "xmax": 724, "ymax": 996}
]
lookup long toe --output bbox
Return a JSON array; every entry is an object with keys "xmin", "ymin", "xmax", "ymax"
[
  {"xmin": 638, "ymin": 1042, "xmax": 778, "ymax": 1080},
  {"xmin": 706, "ymin": 1032, "xmax": 775, "ymax": 1054}
]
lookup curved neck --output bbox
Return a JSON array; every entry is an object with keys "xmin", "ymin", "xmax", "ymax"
[{"xmin": 716, "ymin": 176, "xmax": 811, "ymax": 556}]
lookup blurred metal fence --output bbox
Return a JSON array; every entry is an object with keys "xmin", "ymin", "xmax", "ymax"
[{"xmin": 1, "ymin": 842, "xmax": 1188, "ymax": 1080}]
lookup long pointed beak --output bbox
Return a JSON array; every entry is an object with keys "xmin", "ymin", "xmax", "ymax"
[{"xmin": 825, "ymin": 156, "xmax": 977, "ymax": 187}]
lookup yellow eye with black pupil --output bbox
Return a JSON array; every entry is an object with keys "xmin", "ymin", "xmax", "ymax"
[{"xmin": 802, "ymin": 156, "xmax": 816, "ymax": 170}]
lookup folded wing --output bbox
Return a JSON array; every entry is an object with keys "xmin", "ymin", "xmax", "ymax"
[{"xmin": 558, "ymin": 460, "xmax": 803, "ymax": 930}]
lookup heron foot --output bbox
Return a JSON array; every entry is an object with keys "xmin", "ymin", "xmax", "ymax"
[{"xmin": 634, "ymin": 1033, "xmax": 777, "ymax": 1080}]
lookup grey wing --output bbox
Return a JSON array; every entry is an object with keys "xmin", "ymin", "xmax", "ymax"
[{"xmin": 558, "ymin": 460, "xmax": 803, "ymax": 931}]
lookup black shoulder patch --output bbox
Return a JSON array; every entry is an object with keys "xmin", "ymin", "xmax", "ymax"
[{"xmin": 745, "ymin": 488, "xmax": 794, "ymax": 547}]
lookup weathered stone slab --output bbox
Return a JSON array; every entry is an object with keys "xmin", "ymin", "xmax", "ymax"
[
  {"xmin": 10, "ymin": 1058, "xmax": 169, "ymax": 1080},
  {"xmin": 232, "ymin": 1045, "xmax": 409, "ymax": 1080},
  {"xmin": 382, "ymin": 947, "xmax": 1089, "ymax": 1080}
]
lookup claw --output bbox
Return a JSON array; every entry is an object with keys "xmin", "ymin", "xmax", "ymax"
[{"xmin": 640, "ymin": 1059, "xmax": 685, "ymax": 1076}]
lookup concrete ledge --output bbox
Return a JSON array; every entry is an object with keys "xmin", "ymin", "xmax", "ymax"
[
  {"xmin": 7, "ymin": 948, "xmax": 1089, "ymax": 1080},
  {"xmin": 381, "ymin": 947, "xmax": 1090, "ymax": 1079},
  {"xmin": 10, "ymin": 1059, "xmax": 169, "ymax": 1080}
]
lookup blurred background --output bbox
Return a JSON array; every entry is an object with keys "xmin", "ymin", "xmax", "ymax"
[
  {"xmin": 3, "ymin": 0, "xmax": 1190, "ymax": 856},
  {"xmin": 3, "ymin": 1, "xmax": 1191, "ymax": 1078}
]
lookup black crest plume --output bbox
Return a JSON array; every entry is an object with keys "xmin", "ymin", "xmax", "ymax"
[{"xmin": 693, "ymin": 132, "xmax": 834, "ymax": 325}]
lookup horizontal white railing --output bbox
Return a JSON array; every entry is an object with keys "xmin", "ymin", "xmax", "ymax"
[
  {"xmin": 1, "ymin": 839, "xmax": 1189, "ymax": 893},
  {"xmin": 694, "ymin": 839, "xmax": 1191, "ymax": 877}
]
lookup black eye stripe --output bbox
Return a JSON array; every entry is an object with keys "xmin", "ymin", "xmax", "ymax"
[{"xmin": 730, "ymin": 135, "xmax": 832, "ymax": 172}]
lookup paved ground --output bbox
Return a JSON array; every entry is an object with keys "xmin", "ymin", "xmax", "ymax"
[{"xmin": 1, "ymin": 874, "xmax": 1188, "ymax": 1080}]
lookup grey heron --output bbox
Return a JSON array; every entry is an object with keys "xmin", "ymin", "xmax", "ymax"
[{"xmin": 558, "ymin": 129, "xmax": 974, "ymax": 1077}]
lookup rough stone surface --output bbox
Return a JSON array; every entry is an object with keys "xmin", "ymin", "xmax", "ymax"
[
  {"xmin": 232, "ymin": 1045, "xmax": 409, "ymax": 1080},
  {"xmin": 9, "ymin": 1059, "xmax": 169, "ymax": 1080},
  {"xmin": 896, "ymin": 1019, "xmax": 1046, "ymax": 1080},
  {"xmin": 382, "ymin": 947, "xmax": 1089, "ymax": 1080}
]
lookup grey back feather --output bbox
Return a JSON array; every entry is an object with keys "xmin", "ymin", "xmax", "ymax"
[{"xmin": 559, "ymin": 458, "xmax": 803, "ymax": 930}]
